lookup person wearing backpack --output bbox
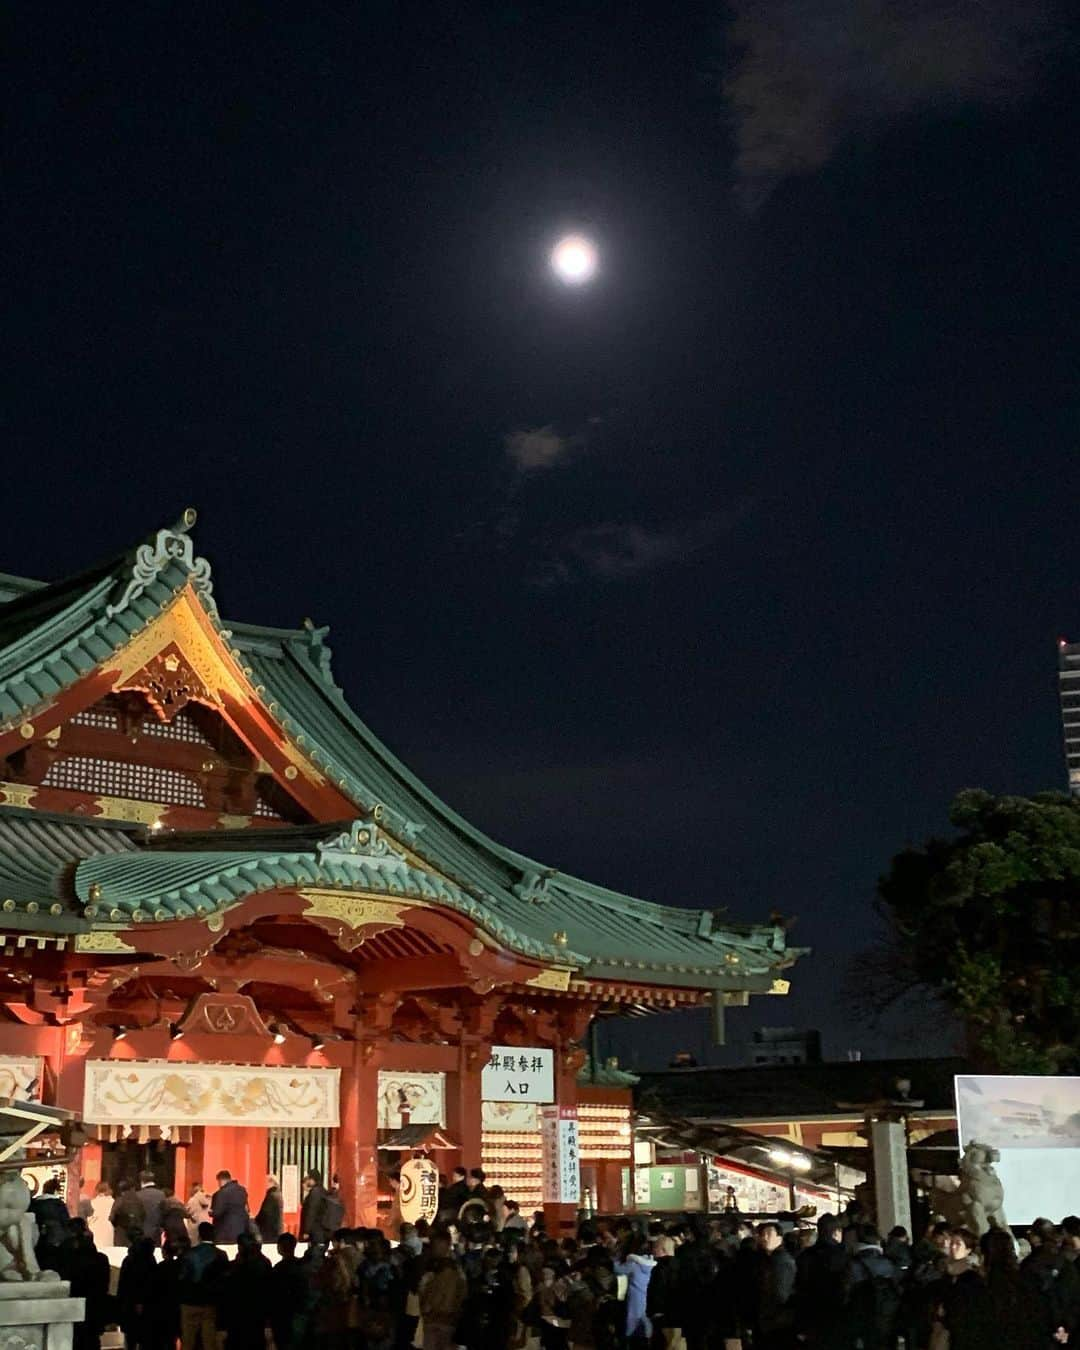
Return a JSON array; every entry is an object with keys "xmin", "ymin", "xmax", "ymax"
[
  {"xmin": 300, "ymin": 1170, "xmax": 333, "ymax": 1246},
  {"xmin": 843, "ymin": 1224, "xmax": 903, "ymax": 1350}
]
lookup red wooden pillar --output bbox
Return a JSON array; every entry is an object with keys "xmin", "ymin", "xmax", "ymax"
[
  {"xmin": 201, "ymin": 1125, "xmax": 268, "ymax": 1194},
  {"xmin": 53, "ymin": 1025, "xmax": 92, "ymax": 1207},
  {"xmin": 337, "ymin": 1041, "xmax": 379, "ymax": 1229},
  {"xmin": 450, "ymin": 1042, "xmax": 484, "ymax": 1174}
]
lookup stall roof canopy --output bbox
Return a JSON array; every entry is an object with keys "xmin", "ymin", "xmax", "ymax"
[
  {"xmin": 635, "ymin": 1108, "xmax": 845, "ymax": 1188},
  {"xmin": 635, "ymin": 1057, "xmax": 968, "ymax": 1119},
  {"xmin": 0, "ymin": 516, "xmax": 804, "ymax": 993}
]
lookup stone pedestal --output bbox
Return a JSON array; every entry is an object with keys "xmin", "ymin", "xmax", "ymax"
[
  {"xmin": 871, "ymin": 1119, "xmax": 912, "ymax": 1238},
  {"xmin": 0, "ymin": 1281, "xmax": 86, "ymax": 1350}
]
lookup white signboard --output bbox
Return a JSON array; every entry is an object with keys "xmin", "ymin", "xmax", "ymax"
[
  {"xmin": 634, "ymin": 1168, "xmax": 652, "ymax": 1205},
  {"xmin": 281, "ymin": 1165, "xmax": 300, "ymax": 1214},
  {"xmin": 377, "ymin": 1071, "xmax": 445, "ymax": 1128},
  {"xmin": 541, "ymin": 1105, "xmax": 580, "ymax": 1204},
  {"xmin": 0, "ymin": 1058, "xmax": 42, "ymax": 1102},
  {"xmin": 482, "ymin": 1046, "xmax": 554, "ymax": 1103},
  {"xmin": 400, "ymin": 1156, "xmax": 440, "ymax": 1225},
  {"xmin": 83, "ymin": 1060, "xmax": 340, "ymax": 1127},
  {"xmin": 955, "ymin": 1074, "xmax": 1080, "ymax": 1224}
]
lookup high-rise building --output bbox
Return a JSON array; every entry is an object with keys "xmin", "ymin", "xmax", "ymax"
[{"xmin": 1058, "ymin": 639, "xmax": 1080, "ymax": 792}]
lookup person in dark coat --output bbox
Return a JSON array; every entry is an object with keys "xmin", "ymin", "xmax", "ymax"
[
  {"xmin": 844, "ymin": 1225, "xmax": 904, "ymax": 1350},
  {"xmin": 58, "ymin": 1220, "xmax": 111, "ymax": 1350},
  {"xmin": 218, "ymin": 1232, "xmax": 272, "ymax": 1350},
  {"xmin": 146, "ymin": 1240, "xmax": 186, "ymax": 1350},
  {"xmin": 111, "ymin": 1181, "xmax": 146, "ymax": 1249},
  {"xmin": 161, "ymin": 1190, "xmax": 190, "ymax": 1249},
  {"xmin": 118, "ymin": 1238, "xmax": 160, "ymax": 1350},
  {"xmin": 756, "ymin": 1221, "xmax": 797, "ymax": 1350},
  {"xmin": 796, "ymin": 1213, "xmax": 849, "ymax": 1348},
  {"xmin": 210, "ymin": 1171, "xmax": 250, "ymax": 1244},
  {"xmin": 645, "ymin": 1235, "xmax": 681, "ymax": 1345},
  {"xmin": 300, "ymin": 1170, "xmax": 332, "ymax": 1246},
  {"xmin": 269, "ymin": 1233, "xmax": 310, "ymax": 1350},
  {"xmin": 1022, "ymin": 1223, "xmax": 1080, "ymax": 1347},
  {"xmin": 439, "ymin": 1167, "xmax": 469, "ymax": 1223},
  {"xmin": 980, "ymin": 1228, "xmax": 1044, "ymax": 1350},
  {"xmin": 254, "ymin": 1174, "xmax": 283, "ymax": 1244},
  {"xmin": 178, "ymin": 1223, "xmax": 229, "ymax": 1350},
  {"xmin": 31, "ymin": 1178, "xmax": 71, "ymax": 1271},
  {"xmin": 137, "ymin": 1171, "xmax": 166, "ymax": 1242}
]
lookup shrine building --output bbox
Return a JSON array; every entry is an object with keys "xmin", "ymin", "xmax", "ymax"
[{"xmin": 0, "ymin": 513, "xmax": 803, "ymax": 1230}]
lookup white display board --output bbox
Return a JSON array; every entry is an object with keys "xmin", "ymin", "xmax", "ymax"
[
  {"xmin": 541, "ymin": 1105, "xmax": 580, "ymax": 1203},
  {"xmin": 84, "ymin": 1060, "xmax": 340, "ymax": 1127},
  {"xmin": 955, "ymin": 1074, "xmax": 1080, "ymax": 1223},
  {"xmin": 281, "ymin": 1165, "xmax": 300, "ymax": 1213},
  {"xmin": 0, "ymin": 1058, "xmax": 42, "ymax": 1102},
  {"xmin": 377, "ymin": 1071, "xmax": 445, "ymax": 1127},
  {"xmin": 482, "ymin": 1047, "xmax": 554, "ymax": 1103}
]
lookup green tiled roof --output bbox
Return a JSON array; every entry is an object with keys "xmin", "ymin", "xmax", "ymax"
[{"xmin": 0, "ymin": 518, "xmax": 806, "ymax": 991}]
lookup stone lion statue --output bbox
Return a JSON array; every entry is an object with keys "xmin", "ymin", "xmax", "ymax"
[
  {"xmin": 931, "ymin": 1141, "xmax": 1008, "ymax": 1236},
  {"xmin": 0, "ymin": 1174, "xmax": 59, "ymax": 1282}
]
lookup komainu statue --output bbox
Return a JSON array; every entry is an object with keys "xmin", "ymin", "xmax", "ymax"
[
  {"xmin": 0, "ymin": 1174, "xmax": 60, "ymax": 1282},
  {"xmin": 932, "ymin": 1141, "xmax": 1009, "ymax": 1235}
]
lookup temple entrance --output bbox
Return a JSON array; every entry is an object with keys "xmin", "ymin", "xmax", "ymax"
[{"xmin": 100, "ymin": 1139, "xmax": 177, "ymax": 1192}]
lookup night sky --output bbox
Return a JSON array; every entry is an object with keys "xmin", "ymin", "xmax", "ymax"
[{"xmin": 5, "ymin": 4, "xmax": 1079, "ymax": 1066}]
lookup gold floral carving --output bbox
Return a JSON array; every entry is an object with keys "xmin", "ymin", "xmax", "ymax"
[
  {"xmin": 524, "ymin": 968, "xmax": 573, "ymax": 992},
  {"xmin": 75, "ymin": 932, "xmax": 138, "ymax": 955},
  {"xmin": 768, "ymin": 979, "xmax": 791, "ymax": 995},
  {"xmin": 0, "ymin": 783, "xmax": 36, "ymax": 810},
  {"xmin": 109, "ymin": 590, "xmax": 326, "ymax": 787},
  {"xmin": 298, "ymin": 890, "xmax": 410, "ymax": 930},
  {"xmin": 118, "ymin": 644, "xmax": 214, "ymax": 723}
]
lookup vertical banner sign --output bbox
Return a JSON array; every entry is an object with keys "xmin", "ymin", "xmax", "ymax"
[
  {"xmin": 281, "ymin": 1165, "xmax": 300, "ymax": 1215},
  {"xmin": 541, "ymin": 1106, "xmax": 580, "ymax": 1204},
  {"xmin": 482, "ymin": 1047, "xmax": 554, "ymax": 1102},
  {"xmin": 399, "ymin": 1157, "xmax": 440, "ymax": 1224}
]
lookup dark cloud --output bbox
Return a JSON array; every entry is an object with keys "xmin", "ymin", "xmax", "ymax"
[
  {"xmin": 723, "ymin": 0, "xmax": 1065, "ymax": 208},
  {"xmin": 535, "ymin": 505, "xmax": 752, "ymax": 586},
  {"xmin": 504, "ymin": 425, "xmax": 577, "ymax": 473}
]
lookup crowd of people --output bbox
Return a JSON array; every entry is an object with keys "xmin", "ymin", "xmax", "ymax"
[{"xmin": 25, "ymin": 1167, "xmax": 1080, "ymax": 1350}]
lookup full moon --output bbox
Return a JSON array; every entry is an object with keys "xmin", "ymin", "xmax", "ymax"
[{"xmin": 551, "ymin": 234, "xmax": 598, "ymax": 284}]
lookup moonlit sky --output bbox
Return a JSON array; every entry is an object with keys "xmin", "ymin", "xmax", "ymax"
[{"xmin": 5, "ymin": 5, "xmax": 1080, "ymax": 1066}]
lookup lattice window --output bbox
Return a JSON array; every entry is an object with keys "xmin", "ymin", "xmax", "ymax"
[
  {"xmin": 42, "ymin": 757, "xmax": 206, "ymax": 808},
  {"xmin": 268, "ymin": 1127, "xmax": 331, "ymax": 1196},
  {"xmin": 140, "ymin": 709, "xmax": 215, "ymax": 746},
  {"xmin": 70, "ymin": 706, "xmax": 122, "ymax": 731}
]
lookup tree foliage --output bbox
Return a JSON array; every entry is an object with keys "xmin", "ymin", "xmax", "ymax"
[{"xmin": 877, "ymin": 789, "xmax": 1080, "ymax": 1074}]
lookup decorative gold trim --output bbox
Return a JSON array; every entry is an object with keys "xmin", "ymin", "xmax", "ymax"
[
  {"xmin": 0, "ymin": 783, "xmax": 37, "ymax": 810},
  {"xmin": 298, "ymin": 890, "xmax": 412, "ymax": 930},
  {"xmin": 525, "ymin": 968, "xmax": 572, "ymax": 992},
  {"xmin": 109, "ymin": 590, "xmax": 326, "ymax": 788},
  {"xmin": 768, "ymin": 978, "xmax": 791, "ymax": 995},
  {"xmin": 217, "ymin": 814, "xmax": 251, "ymax": 830},
  {"xmin": 75, "ymin": 932, "xmax": 137, "ymax": 954},
  {"xmin": 94, "ymin": 796, "xmax": 165, "ymax": 826}
]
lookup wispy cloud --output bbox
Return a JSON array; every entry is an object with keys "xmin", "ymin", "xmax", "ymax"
[
  {"xmin": 722, "ymin": 0, "xmax": 1065, "ymax": 209},
  {"xmin": 504, "ymin": 425, "xmax": 578, "ymax": 474},
  {"xmin": 535, "ymin": 505, "xmax": 752, "ymax": 586}
]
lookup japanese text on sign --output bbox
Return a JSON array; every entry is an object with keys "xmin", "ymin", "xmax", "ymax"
[
  {"xmin": 481, "ymin": 1045, "xmax": 554, "ymax": 1103},
  {"xmin": 541, "ymin": 1105, "xmax": 581, "ymax": 1204}
]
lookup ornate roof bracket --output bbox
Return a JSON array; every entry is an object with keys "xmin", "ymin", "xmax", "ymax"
[
  {"xmin": 315, "ymin": 819, "xmax": 408, "ymax": 867},
  {"xmin": 106, "ymin": 508, "xmax": 218, "ymax": 620},
  {"xmin": 513, "ymin": 867, "xmax": 556, "ymax": 904}
]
